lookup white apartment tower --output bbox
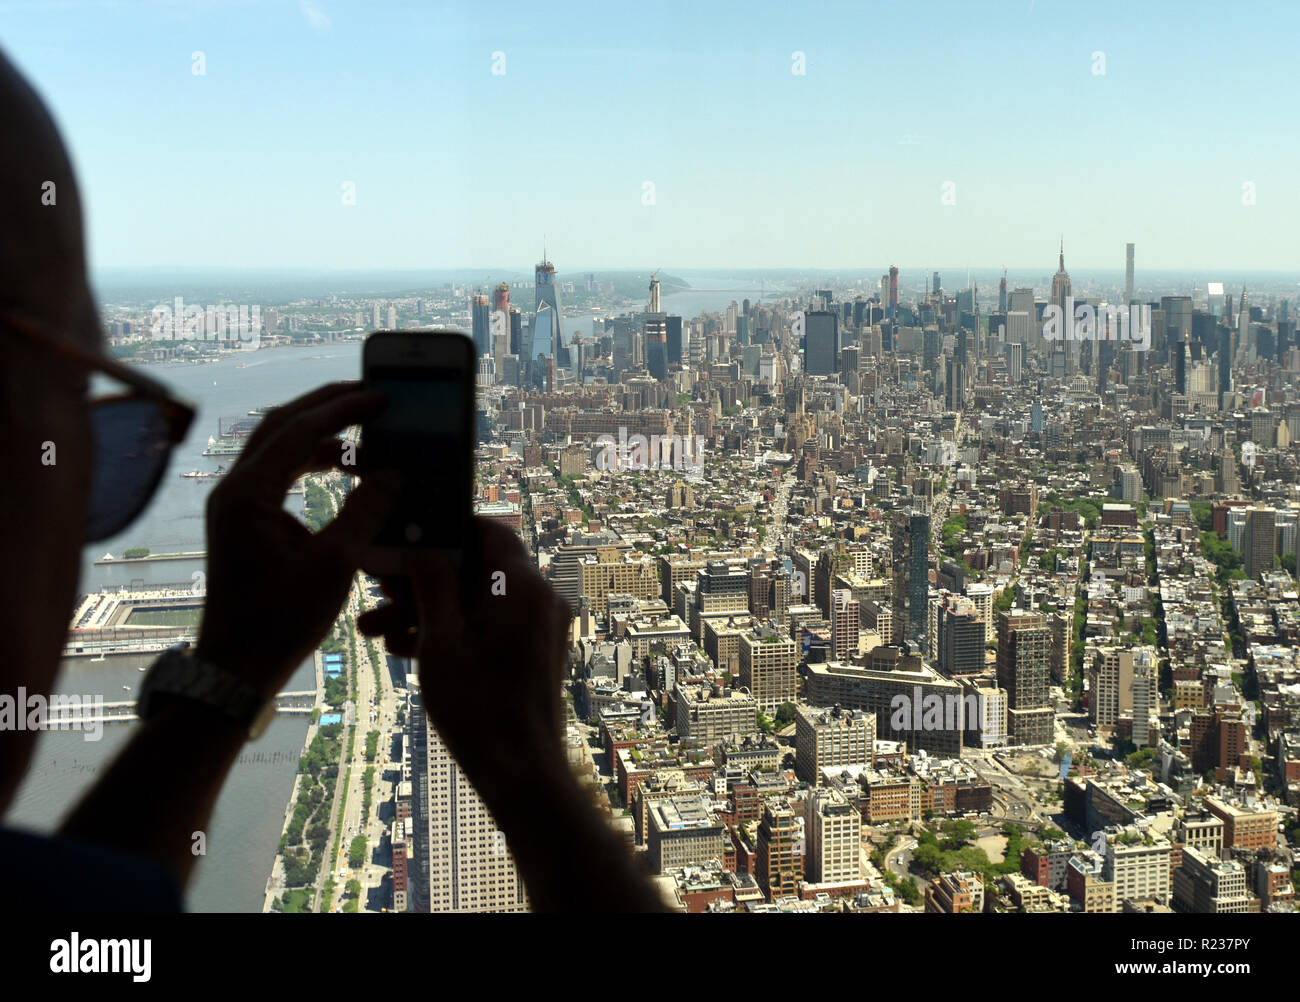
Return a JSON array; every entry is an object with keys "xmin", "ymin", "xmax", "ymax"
[{"xmin": 409, "ymin": 690, "xmax": 528, "ymax": 913}]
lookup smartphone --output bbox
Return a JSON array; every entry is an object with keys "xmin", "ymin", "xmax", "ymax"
[{"xmin": 359, "ymin": 330, "xmax": 476, "ymax": 558}]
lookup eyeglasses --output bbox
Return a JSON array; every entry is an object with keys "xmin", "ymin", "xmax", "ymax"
[{"xmin": 3, "ymin": 310, "xmax": 196, "ymax": 542}]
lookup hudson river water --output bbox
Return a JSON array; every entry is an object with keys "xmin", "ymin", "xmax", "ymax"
[{"xmin": 6, "ymin": 278, "xmax": 772, "ymax": 911}]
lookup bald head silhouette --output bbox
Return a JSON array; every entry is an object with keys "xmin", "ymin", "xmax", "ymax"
[{"xmin": 0, "ymin": 48, "xmax": 99, "ymax": 810}]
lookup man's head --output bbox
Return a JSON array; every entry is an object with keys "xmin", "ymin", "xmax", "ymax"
[{"xmin": 0, "ymin": 49, "xmax": 99, "ymax": 811}]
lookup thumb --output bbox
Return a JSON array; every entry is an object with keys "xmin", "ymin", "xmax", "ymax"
[{"xmin": 317, "ymin": 473, "xmax": 398, "ymax": 561}]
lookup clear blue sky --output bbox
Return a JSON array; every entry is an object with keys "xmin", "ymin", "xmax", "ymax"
[{"xmin": 2, "ymin": 0, "xmax": 1295, "ymax": 271}]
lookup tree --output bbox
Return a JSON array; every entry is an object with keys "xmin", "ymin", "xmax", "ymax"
[
  {"xmin": 775, "ymin": 702, "xmax": 798, "ymax": 726},
  {"xmin": 1125, "ymin": 747, "xmax": 1155, "ymax": 769},
  {"xmin": 348, "ymin": 835, "xmax": 367, "ymax": 869},
  {"xmin": 282, "ymin": 851, "xmax": 314, "ymax": 887},
  {"xmin": 911, "ymin": 842, "xmax": 943, "ymax": 875}
]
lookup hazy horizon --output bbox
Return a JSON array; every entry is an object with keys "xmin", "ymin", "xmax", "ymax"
[{"xmin": 6, "ymin": 1, "xmax": 1300, "ymax": 271}]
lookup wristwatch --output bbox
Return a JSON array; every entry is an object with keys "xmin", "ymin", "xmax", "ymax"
[{"xmin": 138, "ymin": 642, "xmax": 277, "ymax": 740}]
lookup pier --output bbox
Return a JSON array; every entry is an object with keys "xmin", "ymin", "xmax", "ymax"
[
  {"xmin": 43, "ymin": 690, "xmax": 318, "ymax": 727},
  {"xmin": 92, "ymin": 550, "xmax": 207, "ymax": 566}
]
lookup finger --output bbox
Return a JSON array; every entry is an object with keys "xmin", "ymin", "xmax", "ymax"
[
  {"xmin": 357, "ymin": 604, "xmax": 402, "ymax": 635},
  {"xmin": 240, "ymin": 388, "xmax": 381, "ymax": 473},
  {"xmin": 289, "ymin": 436, "xmax": 369, "ymax": 482},
  {"xmin": 240, "ymin": 382, "xmax": 365, "ymax": 454},
  {"xmin": 381, "ymin": 629, "xmax": 420, "ymax": 659},
  {"xmin": 473, "ymin": 516, "xmax": 532, "ymax": 571},
  {"xmin": 377, "ymin": 576, "xmax": 407, "ymax": 600},
  {"xmin": 231, "ymin": 390, "xmax": 386, "ymax": 500},
  {"xmin": 357, "ymin": 604, "xmax": 420, "ymax": 656},
  {"xmin": 315, "ymin": 472, "xmax": 400, "ymax": 561}
]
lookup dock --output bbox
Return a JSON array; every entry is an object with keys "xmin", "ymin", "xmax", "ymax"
[
  {"xmin": 93, "ymin": 550, "xmax": 207, "ymax": 566},
  {"xmin": 44, "ymin": 690, "xmax": 318, "ymax": 727}
]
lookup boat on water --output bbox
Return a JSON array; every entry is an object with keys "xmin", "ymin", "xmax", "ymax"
[
  {"xmin": 219, "ymin": 415, "xmax": 261, "ymax": 439},
  {"xmin": 180, "ymin": 465, "xmax": 227, "ymax": 479},
  {"xmin": 202, "ymin": 436, "xmax": 243, "ymax": 457}
]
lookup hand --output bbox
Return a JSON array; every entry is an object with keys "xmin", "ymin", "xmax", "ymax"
[
  {"xmin": 360, "ymin": 520, "xmax": 669, "ymax": 912},
  {"xmin": 196, "ymin": 382, "xmax": 397, "ymax": 695},
  {"xmin": 358, "ymin": 518, "xmax": 573, "ymax": 792}
]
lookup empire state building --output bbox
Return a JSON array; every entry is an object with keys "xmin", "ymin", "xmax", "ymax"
[
  {"xmin": 1048, "ymin": 239, "xmax": 1072, "ymax": 377},
  {"xmin": 1050, "ymin": 239, "xmax": 1071, "ymax": 313}
]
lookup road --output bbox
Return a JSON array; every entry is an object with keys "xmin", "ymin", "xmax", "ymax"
[
  {"xmin": 885, "ymin": 837, "xmax": 917, "ymax": 881},
  {"xmin": 308, "ymin": 567, "xmax": 405, "ymax": 913},
  {"xmin": 965, "ymin": 751, "xmax": 1043, "ymax": 823},
  {"xmin": 769, "ymin": 470, "xmax": 795, "ymax": 552}
]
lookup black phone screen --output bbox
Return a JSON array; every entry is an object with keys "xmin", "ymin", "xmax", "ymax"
[{"xmin": 363, "ymin": 364, "xmax": 471, "ymax": 547}]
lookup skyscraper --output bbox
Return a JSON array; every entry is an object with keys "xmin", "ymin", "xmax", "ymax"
[
  {"xmin": 1048, "ymin": 241, "xmax": 1072, "ymax": 376},
  {"xmin": 1245, "ymin": 507, "xmax": 1276, "ymax": 580},
  {"xmin": 471, "ymin": 294, "xmax": 491, "ymax": 356},
  {"xmin": 1097, "ymin": 338, "xmax": 1115, "ymax": 394},
  {"xmin": 1161, "ymin": 295, "xmax": 1193, "ymax": 355},
  {"xmin": 1124, "ymin": 243, "xmax": 1135, "ymax": 304},
  {"xmin": 1237, "ymin": 286, "xmax": 1250, "ymax": 366},
  {"xmin": 1218, "ymin": 324, "xmax": 1233, "ymax": 407},
  {"xmin": 892, "ymin": 510, "xmax": 930, "ymax": 652},
  {"xmin": 1050, "ymin": 240, "xmax": 1071, "ymax": 314},
  {"xmin": 529, "ymin": 302, "xmax": 558, "ymax": 364},
  {"xmin": 665, "ymin": 314, "xmax": 683, "ymax": 364},
  {"xmin": 945, "ymin": 356, "xmax": 963, "ymax": 411},
  {"xmin": 1005, "ymin": 341, "xmax": 1023, "ymax": 384},
  {"xmin": 644, "ymin": 273, "xmax": 668, "ymax": 380},
  {"xmin": 923, "ymin": 327, "xmax": 941, "ymax": 373},
  {"xmin": 508, "ymin": 307, "xmax": 522, "ymax": 357},
  {"xmin": 803, "ymin": 789, "xmax": 862, "ymax": 884},
  {"xmin": 831, "ymin": 588, "xmax": 860, "ymax": 660},
  {"xmin": 755, "ymin": 802, "xmax": 803, "ymax": 900},
  {"xmin": 1007, "ymin": 288, "xmax": 1036, "ymax": 348},
  {"xmin": 803, "ymin": 310, "xmax": 840, "ymax": 376},
  {"xmin": 407, "ymin": 690, "xmax": 528, "ymax": 912},
  {"xmin": 938, "ymin": 596, "xmax": 984, "ymax": 676},
  {"xmin": 534, "ymin": 255, "xmax": 563, "ymax": 357},
  {"xmin": 996, "ymin": 610, "xmax": 1053, "ymax": 746}
]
